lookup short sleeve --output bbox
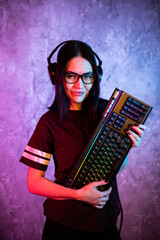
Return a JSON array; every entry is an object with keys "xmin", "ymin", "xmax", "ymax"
[{"xmin": 20, "ymin": 114, "xmax": 54, "ymax": 171}]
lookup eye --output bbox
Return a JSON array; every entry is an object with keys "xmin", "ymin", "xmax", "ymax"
[
  {"xmin": 66, "ymin": 73, "xmax": 76, "ymax": 79},
  {"xmin": 84, "ymin": 74, "xmax": 92, "ymax": 79},
  {"xmin": 83, "ymin": 73, "xmax": 94, "ymax": 81}
]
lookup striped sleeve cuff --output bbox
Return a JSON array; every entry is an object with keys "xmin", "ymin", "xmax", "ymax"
[{"xmin": 20, "ymin": 145, "xmax": 51, "ymax": 171}]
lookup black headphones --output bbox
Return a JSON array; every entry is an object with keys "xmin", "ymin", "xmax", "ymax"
[{"xmin": 47, "ymin": 40, "xmax": 103, "ymax": 85}]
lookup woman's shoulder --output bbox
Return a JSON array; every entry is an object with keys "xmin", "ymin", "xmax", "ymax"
[{"xmin": 37, "ymin": 110, "xmax": 58, "ymax": 126}]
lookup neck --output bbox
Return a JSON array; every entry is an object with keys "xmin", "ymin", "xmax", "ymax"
[{"xmin": 69, "ymin": 102, "xmax": 82, "ymax": 110}]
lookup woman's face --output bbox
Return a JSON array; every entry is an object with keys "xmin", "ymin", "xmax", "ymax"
[{"xmin": 63, "ymin": 56, "xmax": 94, "ymax": 110}]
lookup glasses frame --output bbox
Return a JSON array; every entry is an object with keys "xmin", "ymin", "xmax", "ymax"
[{"xmin": 64, "ymin": 71, "xmax": 96, "ymax": 84}]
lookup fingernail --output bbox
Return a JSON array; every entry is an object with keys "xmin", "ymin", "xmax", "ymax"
[{"xmin": 125, "ymin": 130, "xmax": 131, "ymax": 135}]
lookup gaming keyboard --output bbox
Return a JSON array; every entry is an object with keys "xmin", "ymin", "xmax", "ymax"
[{"xmin": 65, "ymin": 88, "xmax": 152, "ymax": 191}]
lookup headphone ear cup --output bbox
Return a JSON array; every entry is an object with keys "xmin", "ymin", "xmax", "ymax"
[
  {"xmin": 48, "ymin": 62, "xmax": 57, "ymax": 85},
  {"xmin": 97, "ymin": 65, "xmax": 103, "ymax": 82}
]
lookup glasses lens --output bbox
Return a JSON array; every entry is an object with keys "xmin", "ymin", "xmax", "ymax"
[
  {"xmin": 83, "ymin": 73, "xmax": 95, "ymax": 84},
  {"xmin": 65, "ymin": 73, "xmax": 78, "ymax": 84}
]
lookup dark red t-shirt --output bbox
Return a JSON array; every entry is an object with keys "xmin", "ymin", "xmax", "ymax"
[{"xmin": 20, "ymin": 99, "xmax": 120, "ymax": 232}]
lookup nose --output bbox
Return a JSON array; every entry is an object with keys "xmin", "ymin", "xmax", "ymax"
[{"xmin": 74, "ymin": 77, "xmax": 84, "ymax": 88}]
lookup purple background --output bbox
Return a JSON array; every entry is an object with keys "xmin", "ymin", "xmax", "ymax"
[{"xmin": 0, "ymin": 0, "xmax": 160, "ymax": 239}]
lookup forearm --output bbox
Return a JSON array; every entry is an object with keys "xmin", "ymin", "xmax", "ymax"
[
  {"xmin": 27, "ymin": 167, "xmax": 78, "ymax": 200},
  {"xmin": 27, "ymin": 168, "xmax": 112, "ymax": 208}
]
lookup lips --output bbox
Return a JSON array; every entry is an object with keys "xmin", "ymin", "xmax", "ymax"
[{"xmin": 72, "ymin": 91, "xmax": 85, "ymax": 96}]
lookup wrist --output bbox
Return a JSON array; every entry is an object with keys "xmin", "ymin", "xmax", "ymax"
[{"xmin": 72, "ymin": 188, "xmax": 82, "ymax": 201}]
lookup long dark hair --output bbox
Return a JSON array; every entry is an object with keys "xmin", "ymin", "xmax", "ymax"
[{"xmin": 49, "ymin": 41, "xmax": 101, "ymax": 123}]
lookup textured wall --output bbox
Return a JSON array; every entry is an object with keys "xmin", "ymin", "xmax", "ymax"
[{"xmin": 0, "ymin": 0, "xmax": 160, "ymax": 239}]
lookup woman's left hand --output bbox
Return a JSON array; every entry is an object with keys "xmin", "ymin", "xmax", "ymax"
[{"xmin": 126, "ymin": 124, "xmax": 147, "ymax": 147}]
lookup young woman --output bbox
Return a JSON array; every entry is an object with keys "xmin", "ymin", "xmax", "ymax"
[{"xmin": 20, "ymin": 41, "xmax": 146, "ymax": 240}]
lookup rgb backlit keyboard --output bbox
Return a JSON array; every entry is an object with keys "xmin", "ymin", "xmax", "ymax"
[{"xmin": 65, "ymin": 88, "xmax": 152, "ymax": 191}]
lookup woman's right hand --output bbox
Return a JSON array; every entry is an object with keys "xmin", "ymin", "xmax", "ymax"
[{"xmin": 76, "ymin": 180, "xmax": 112, "ymax": 209}]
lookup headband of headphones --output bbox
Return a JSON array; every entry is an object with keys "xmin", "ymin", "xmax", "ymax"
[{"xmin": 47, "ymin": 40, "xmax": 103, "ymax": 85}]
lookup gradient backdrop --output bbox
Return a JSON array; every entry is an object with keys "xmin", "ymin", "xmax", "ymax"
[{"xmin": 0, "ymin": 0, "xmax": 160, "ymax": 239}]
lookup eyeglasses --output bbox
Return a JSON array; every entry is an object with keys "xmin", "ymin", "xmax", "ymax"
[{"xmin": 64, "ymin": 71, "xmax": 96, "ymax": 84}]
